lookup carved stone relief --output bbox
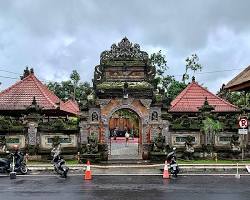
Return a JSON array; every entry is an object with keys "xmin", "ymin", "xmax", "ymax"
[
  {"xmin": 140, "ymin": 99, "xmax": 152, "ymax": 110},
  {"xmin": 28, "ymin": 122, "xmax": 38, "ymax": 145},
  {"xmin": 100, "ymin": 37, "xmax": 149, "ymax": 63}
]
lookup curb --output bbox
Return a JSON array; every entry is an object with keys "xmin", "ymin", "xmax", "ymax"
[{"xmin": 1, "ymin": 173, "xmax": 250, "ymax": 177}]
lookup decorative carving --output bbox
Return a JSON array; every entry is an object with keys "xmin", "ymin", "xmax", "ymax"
[
  {"xmin": 87, "ymin": 132, "xmax": 98, "ymax": 154},
  {"xmin": 98, "ymin": 99, "xmax": 111, "ymax": 108},
  {"xmin": 93, "ymin": 65, "xmax": 104, "ymax": 84},
  {"xmin": 140, "ymin": 99, "xmax": 152, "ymax": 109},
  {"xmin": 185, "ymin": 136, "xmax": 195, "ymax": 153},
  {"xmin": 0, "ymin": 136, "xmax": 6, "ymax": 153},
  {"xmin": 123, "ymin": 82, "xmax": 128, "ymax": 99},
  {"xmin": 92, "ymin": 112, "xmax": 99, "ymax": 121},
  {"xmin": 153, "ymin": 132, "xmax": 166, "ymax": 152},
  {"xmin": 20, "ymin": 66, "xmax": 34, "ymax": 80},
  {"xmin": 198, "ymin": 97, "xmax": 215, "ymax": 114},
  {"xmin": 122, "ymin": 98, "xmax": 134, "ymax": 105},
  {"xmin": 51, "ymin": 136, "xmax": 60, "ymax": 147},
  {"xmin": 230, "ymin": 134, "xmax": 240, "ymax": 152},
  {"xmin": 100, "ymin": 37, "xmax": 148, "ymax": 64},
  {"xmin": 28, "ymin": 122, "xmax": 38, "ymax": 145},
  {"xmin": 151, "ymin": 111, "xmax": 158, "ymax": 121}
]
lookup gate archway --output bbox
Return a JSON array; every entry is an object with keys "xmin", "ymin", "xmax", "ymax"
[{"xmin": 108, "ymin": 108, "xmax": 142, "ymax": 159}]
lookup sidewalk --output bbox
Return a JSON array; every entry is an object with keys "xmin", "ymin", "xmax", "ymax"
[{"xmin": 26, "ymin": 163, "xmax": 250, "ymax": 175}]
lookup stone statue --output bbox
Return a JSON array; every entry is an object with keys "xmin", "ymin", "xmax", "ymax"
[
  {"xmin": 185, "ymin": 136, "xmax": 194, "ymax": 151},
  {"xmin": 0, "ymin": 136, "xmax": 6, "ymax": 153},
  {"xmin": 123, "ymin": 82, "xmax": 128, "ymax": 99},
  {"xmin": 92, "ymin": 112, "xmax": 99, "ymax": 121},
  {"xmin": 230, "ymin": 134, "xmax": 240, "ymax": 152},
  {"xmin": 87, "ymin": 132, "xmax": 98, "ymax": 154},
  {"xmin": 152, "ymin": 111, "xmax": 158, "ymax": 121},
  {"xmin": 153, "ymin": 132, "xmax": 165, "ymax": 152},
  {"xmin": 184, "ymin": 136, "xmax": 195, "ymax": 160}
]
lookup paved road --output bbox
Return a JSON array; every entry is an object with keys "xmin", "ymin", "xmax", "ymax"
[{"xmin": 1, "ymin": 175, "xmax": 250, "ymax": 200}]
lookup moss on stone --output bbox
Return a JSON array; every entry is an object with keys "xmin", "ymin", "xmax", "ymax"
[{"xmin": 96, "ymin": 81, "xmax": 153, "ymax": 90}]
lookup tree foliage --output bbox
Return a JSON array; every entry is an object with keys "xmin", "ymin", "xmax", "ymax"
[
  {"xmin": 149, "ymin": 50, "xmax": 187, "ymax": 105},
  {"xmin": 47, "ymin": 70, "xmax": 92, "ymax": 103},
  {"xmin": 201, "ymin": 117, "xmax": 223, "ymax": 145},
  {"xmin": 183, "ymin": 54, "xmax": 202, "ymax": 84},
  {"xmin": 70, "ymin": 70, "xmax": 81, "ymax": 100},
  {"xmin": 217, "ymin": 86, "xmax": 249, "ymax": 108}
]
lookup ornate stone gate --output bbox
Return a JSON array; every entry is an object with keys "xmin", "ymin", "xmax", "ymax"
[{"xmin": 79, "ymin": 38, "xmax": 169, "ymax": 160}]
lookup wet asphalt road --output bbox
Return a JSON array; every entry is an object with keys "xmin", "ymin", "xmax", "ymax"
[{"xmin": 0, "ymin": 175, "xmax": 250, "ymax": 200}]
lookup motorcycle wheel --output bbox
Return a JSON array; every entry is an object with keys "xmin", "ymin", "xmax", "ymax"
[
  {"xmin": 62, "ymin": 170, "xmax": 67, "ymax": 178},
  {"xmin": 20, "ymin": 164, "xmax": 28, "ymax": 174}
]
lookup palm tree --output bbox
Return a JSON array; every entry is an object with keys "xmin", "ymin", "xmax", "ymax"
[{"xmin": 201, "ymin": 117, "xmax": 223, "ymax": 152}]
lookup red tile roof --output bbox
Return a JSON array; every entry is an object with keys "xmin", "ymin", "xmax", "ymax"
[
  {"xmin": 169, "ymin": 81, "xmax": 238, "ymax": 113},
  {"xmin": 63, "ymin": 100, "xmax": 80, "ymax": 115},
  {"xmin": 0, "ymin": 74, "xmax": 79, "ymax": 115}
]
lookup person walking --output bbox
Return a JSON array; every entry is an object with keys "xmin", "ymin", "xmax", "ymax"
[{"xmin": 125, "ymin": 131, "xmax": 130, "ymax": 147}]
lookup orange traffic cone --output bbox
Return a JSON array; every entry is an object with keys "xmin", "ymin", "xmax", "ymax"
[
  {"xmin": 163, "ymin": 160, "xmax": 170, "ymax": 179},
  {"xmin": 84, "ymin": 160, "xmax": 92, "ymax": 180}
]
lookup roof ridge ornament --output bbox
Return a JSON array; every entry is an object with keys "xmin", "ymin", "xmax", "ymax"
[
  {"xmin": 198, "ymin": 97, "xmax": 215, "ymax": 113},
  {"xmin": 192, "ymin": 76, "xmax": 195, "ymax": 82},
  {"xmin": 100, "ymin": 37, "xmax": 148, "ymax": 64},
  {"xmin": 20, "ymin": 66, "xmax": 34, "ymax": 80}
]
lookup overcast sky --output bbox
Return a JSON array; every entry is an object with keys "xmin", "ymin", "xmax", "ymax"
[{"xmin": 0, "ymin": 0, "xmax": 250, "ymax": 93}]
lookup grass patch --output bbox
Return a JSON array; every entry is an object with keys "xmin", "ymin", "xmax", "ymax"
[{"xmin": 178, "ymin": 159, "xmax": 250, "ymax": 164}]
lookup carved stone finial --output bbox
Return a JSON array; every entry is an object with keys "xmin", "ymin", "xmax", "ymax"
[
  {"xmin": 192, "ymin": 76, "xmax": 195, "ymax": 82},
  {"xmin": 100, "ymin": 37, "xmax": 148, "ymax": 64},
  {"xmin": 198, "ymin": 97, "xmax": 215, "ymax": 113},
  {"xmin": 26, "ymin": 96, "xmax": 42, "ymax": 113},
  {"xmin": 20, "ymin": 66, "xmax": 34, "ymax": 80},
  {"xmin": 32, "ymin": 96, "xmax": 37, "ymax": 106}
]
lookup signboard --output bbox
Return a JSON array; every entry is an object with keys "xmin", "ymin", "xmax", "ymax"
[
  {"xmin": 239, "ymin": 118, "xmax": 248, "ymax": 128},
  {"xmin": 238, "ymin": 129, "xmax": 248, "ymax": 135}
]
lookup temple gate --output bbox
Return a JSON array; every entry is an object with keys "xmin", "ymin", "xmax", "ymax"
[{"xmin": 79, "ymin": 37, "xmax": 169, "ymax": 160}]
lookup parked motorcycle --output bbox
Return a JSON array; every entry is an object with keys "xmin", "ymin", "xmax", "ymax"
[
  {"xmin": 51, "ymin": 146, "xmax": 69, "ymax": 178},
  {"xmin": 0, "ymin": 151, "xmax": 28, "ymax": 174},
  {"xmin": 167, "ymin": 147, "xmax": 179, "ymax": 177}
]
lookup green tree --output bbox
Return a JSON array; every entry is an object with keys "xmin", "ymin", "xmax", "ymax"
[
  {"xmin": 149, "ymin": 50, "xmax": 187, "ymax": 105},
  {"xmin": 183, "ymin": 54, "xmax": 202, "ymax": 84},
  {"xmin": 46, "ymin": 70, "xmax": 92, "ymax": 103},
  {"xmin": 201, "ymin": 117, "xmax": 223, "ymax": 150},
  {"xmin": 149, "ymin": 50, "xmax": 174, "ymax": 93},
  {"xmin": 149, "ymin": 50, "xmax": 168, "ymax": 76},
  {"xmin": 217, "ymin": 86, "xmax": 249, "ymax": 108},
  {"xmin": 167, "ymin": 80, "xmax": 187, "ymax": 103},
  {"xmin": 70, "ymin": 70, "xmax": 80, "ymax": 101}
]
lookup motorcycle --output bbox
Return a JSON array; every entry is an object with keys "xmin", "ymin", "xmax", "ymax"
[
  {"xmin": 0, "ymin": 151, "xmax": 28, "ymax": 174},
  {"xmin": 167, "ymin": 148, "xmax": 179, "ymax": 177},
  {"xmin": 51, "ymin": 147, "xmax": 69, "ymax": 178}
]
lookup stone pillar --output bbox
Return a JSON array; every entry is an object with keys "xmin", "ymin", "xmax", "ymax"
[
  {"xmin": 162, "ymin": 120, "xmax": 170, "ymax": 145},
  {"xmin": 79, "ymin": 121, "xmax": 89, "ymax": 144},
  {"xmin": 24, "ymin": 120, "xmax": 39, "ymax": 156},
  {"xmin": 27, "ymin": 122, "xmax": 38, "ymax": 145}
]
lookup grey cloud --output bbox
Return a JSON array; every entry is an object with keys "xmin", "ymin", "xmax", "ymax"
[{"xmin": 1, "ymin": 0, "xmax": 250, "ymax": 93}]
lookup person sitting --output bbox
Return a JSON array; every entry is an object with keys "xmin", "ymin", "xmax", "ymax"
[{"xmin": 13, "ymin": 144, "xmax": 23, "ymax": 169}]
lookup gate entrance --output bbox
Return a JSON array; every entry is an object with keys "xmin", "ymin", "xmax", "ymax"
[
  {"xmin": 80, "ymin": 38, "xmax": 168, "ymax": 162},
  {"xmin": 108, "ymin": 108, "xmax": 141, "ymax": 159}
]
